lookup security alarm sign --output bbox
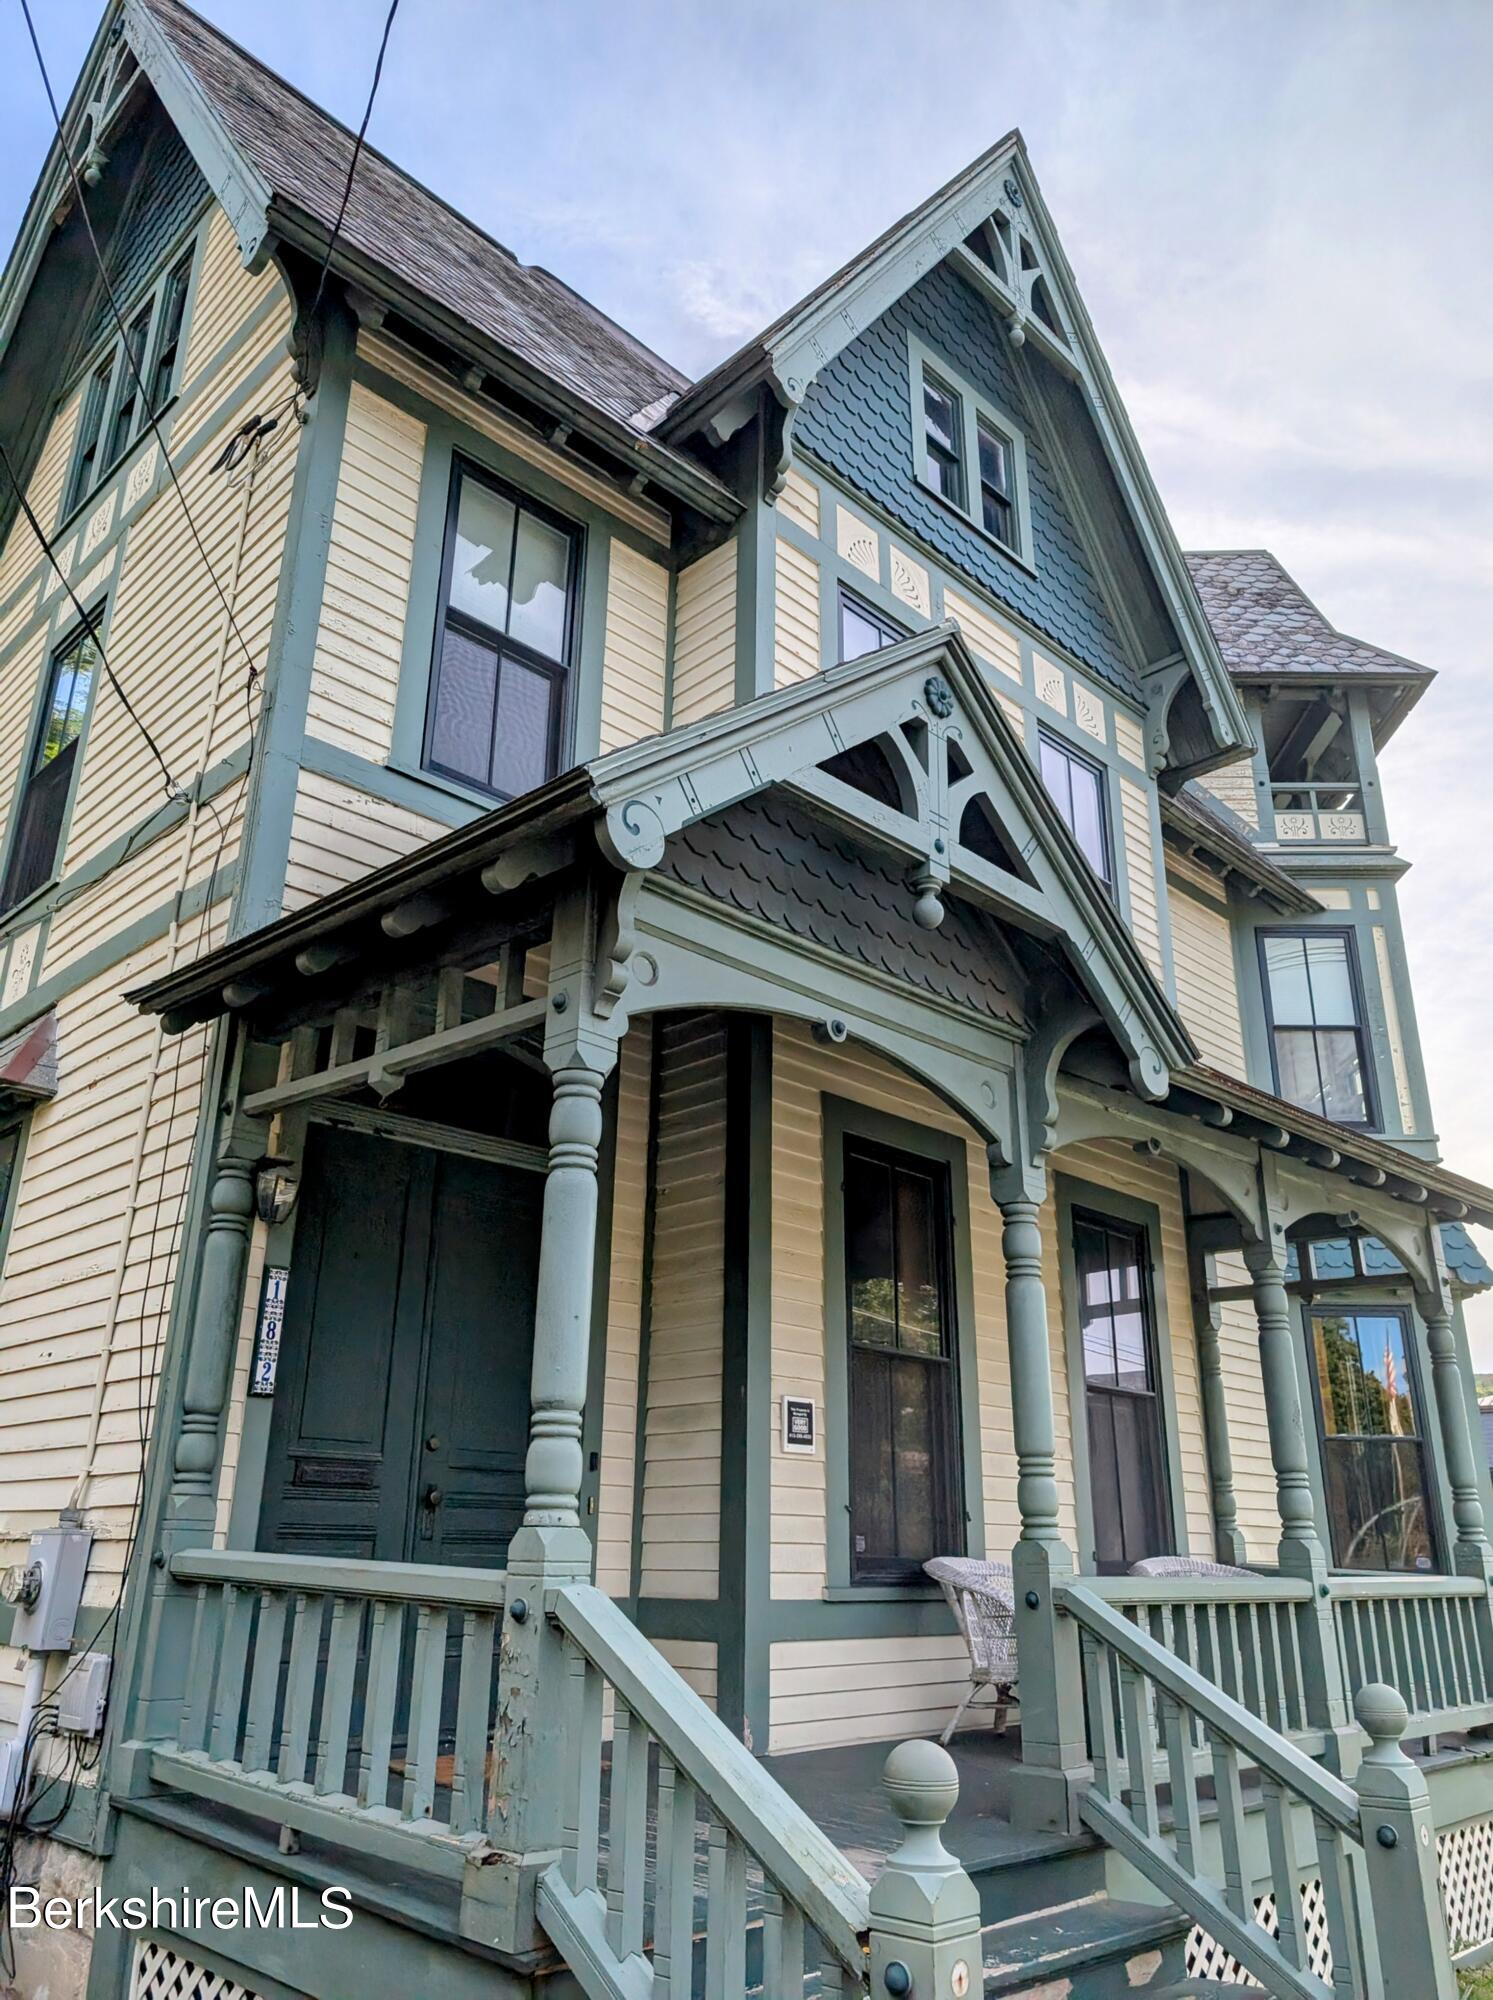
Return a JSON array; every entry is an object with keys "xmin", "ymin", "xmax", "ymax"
[
  {"xmin": 781, "ymin": 1396, "xmax": 816, "ymax": 1453},
  {"xmin": 249, "ymin": 1266, "xmax": 290, "ymax": 1396}
]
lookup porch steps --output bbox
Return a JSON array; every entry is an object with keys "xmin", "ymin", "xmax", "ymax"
[{"xmin": 979, "ymin": 1893, "xmax": 1191, "ymax": 1998}]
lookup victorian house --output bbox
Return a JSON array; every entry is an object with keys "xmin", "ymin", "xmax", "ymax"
[{"xmin": 0, "ymin": 5, "xmax": 1490, "ymax": 1998}]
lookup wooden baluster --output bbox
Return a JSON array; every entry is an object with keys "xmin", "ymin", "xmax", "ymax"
[
  {"xmin": 1408, "ymin": 1600, "xmax": 1433, "ymax": 1717},
  {"xmin": 1082, "ymin": 1633, "xmax": 1119, "ymax": 1799},
  {"xmin": 1158, "ymin": 1690, "xmax": 1201, "ymax": 1876},
  {"xmin": 358, "ymin": 1600, "xmax": 403, "ymax": 1812},
  {"xmin": 403, "ymin": 1604, "xmax": 445, "ymax": 1821},
  {"xmin": 278, "ymin": 1591, "xmax": 323, "ymax": 1785},
  {"xmin": 654, "ymin": 1752, "xmax": 697, "ymax": 2000},
  {"xmin": 761, "ymin": 1879, "xmax": 804, "ymax": 1998},
  {"xmin": 1209, "ymin": 1731, "xmax": 1249, "ymax": 1920},
  {"xmin": 1454, "ymin": 1597, "xmax": 1480, "ymax": 1706},
  {"xmin": 1118, "ymin": 1662, "xmax": 1157, "ymax": 1836},
  {"xmin": 1261, "ymin": 1604, "xmax": 1288, "ymax": 1733},
  {"xmin": 242, "ymin": 1589, "xmax": 288, "ymax": 1774},
  {"xmin": 1260, "ymin": 1774, "xmax": 1303, "ymax": 1969},
  {"xmin": 617, "ymin": 1707, "xmax": 650, "ymax": 1961},
  {"xmin": 315, "ymin": 1596, "xmax": 360, "ymax": 1797},
  {"xmin": 1313, "ymin": 1813, "xmax": 1362, "ymax": 1997},
  {"xmin": 816, "ymin": 1948, "xmax": 844, "ymax": 1998},
  {"xmin": 179, "ymin": 1583, "xmax": 218, "ymax": 1755},
  {"xmin": 451, "ymin": 1607, "xmax": 497, "ymax": 1835},
  {"xmin": 718, "ymin": 1830, "xmax": 748, "ymax": 1996},
  {"xmin": 704, "ymin": 1817, "xmax": 726, "ymax": 1998},
  {"xmin": 210, "ymin": 1583, "xmax": 252, "ymax": 1763},
  {"xmin": 1286, "ymin": 1601, "xmax": 1309, "ymax": 1735}
]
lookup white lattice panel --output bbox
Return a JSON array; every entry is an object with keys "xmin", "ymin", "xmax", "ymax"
[
  {"xmin": 1186, "ymin": 1877, "xmax": 1333, "ymax": 1986},
  {"xmin": 1440, "ymin": 1815, "xmax": 1493, "ymax": 1953},
  {"xmin": 131, "ymin": 1941, "xmax": 264, "ymax": 2000}
]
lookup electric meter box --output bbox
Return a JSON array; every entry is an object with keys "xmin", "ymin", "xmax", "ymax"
[{"xmin": 11, "ymin": 1526, "xmax": 91, "ymax": 1652}]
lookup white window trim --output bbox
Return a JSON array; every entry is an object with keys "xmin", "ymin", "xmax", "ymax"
[{"xmin": 907, "ymin": 331, "xmax": 1035, "ymax": 572}]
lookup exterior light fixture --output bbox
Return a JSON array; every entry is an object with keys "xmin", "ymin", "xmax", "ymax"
[{"xmin": 254, "ymin": 1159, "xmax": 300, "ymax": 1227}]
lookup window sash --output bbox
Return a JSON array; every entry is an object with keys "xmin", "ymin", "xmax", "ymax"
[
  {"xmin": 837, "ymin": 586, "xmax": 904, "ymax": 663},
  {"xmin": 424, "ymin": 462, "xmax": 578, "ymax": 802},
  {"xmin": 843, "ymin": 1139, "xmax": 963, "ymax": 1584},
  {"xmin": 1310, "ymin": 1308, "xmax": 1436, "ymax": 1573},
  {"xmin": 977, "ymin": 419, "xmax": 1016, "ymax": 549},
  {"xmin": 1260, "ymin": 928, "xmax": 1375, "ymax": 1126},
  {"xmin": 1, "ymin": 624, "xmax": 101, "ymax": 914},
  {"xmin": 1038, "ymin": 729, "xmax": 1111, "ymax": 885},
  {"xmin": 921, "ymin": 371, "xmax": 966, "ymax": 507},
  {"xmin": 63, "ymin": 246, "xmax": 197, "ymax": 518}
]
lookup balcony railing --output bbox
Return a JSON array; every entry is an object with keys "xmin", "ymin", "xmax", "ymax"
[
  {"xmin": 1331, "ymin": 1574, "xmax": 1493, "ymax": 1737},
  {"xmin": 1270, "ymin": 783, "xmax": 1367, "ymax": 843}
]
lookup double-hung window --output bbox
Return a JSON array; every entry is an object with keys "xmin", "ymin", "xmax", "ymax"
[
  {"xmin": 1259, "ymin": 930, "xmax": 1374, "ymax": 1126},
  {"xmin": 425, "ymin": 462, "xmax": 578, "ymax": 801},
  {"xmin": 843, "ymin": 1137, "xmax": 963, "ymax": 1583},
  {"xmin": 910, "ymin": 338, "xmax": 1032, "ymax": 562},
  {"xmin": 1312, "ymin": 1308, "xmax": 1435, "ymax": 1571},
  {"xmin": 838, "ymin": 586, "xmax": 905, "ymax": 663},
  {"xmin": 921, "ymin": 371, "xmax": 965, "ymax": 507},
  {"xmin": 63, "ymin": 250, "xmax": 194, "ymax": 517},
  {"xmin": 1038, "ymin": 729, "xmax": 1111, "ymax": 887},
  {"xmin": 1, "ymin": 620, "xmax": 100, "ymax": 912}
]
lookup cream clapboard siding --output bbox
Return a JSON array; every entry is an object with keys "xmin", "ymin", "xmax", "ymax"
[
  {"xmin": 773, "ymin": 535, "xmax": 820, "ymax": 687},
  {"xmin": 639, "ymin": 1014, "xmax": 726, "ymax": 1599},
  {"xmin": 1211, "ymin": 1252, "xmax": 1278, "ymax": 1562},
  {"xmin": 599, "ymin": 543, "xmax": 669, "ymax": 753},
  {"xmin": 655, "ymin": 1639, "xmax": 718, "ymax": 1713},
  {"xmin": 1047, "ymin": 1136, "xmax": 1215, "ymax": 1563},
  {"xmin": 943, "ymin": 585, "xmax": 1022, "ymax": 684},
  {"xmin": 778, "ymin": 469, "xmax": 819, "ymax": 538},
  {"xmin": 0, "ymin": 383, "xmax": 81, "ymax": 609},
  {"xmin": 304, "ymin": 382, "xmax": 425, "ymax": 762},
  {"xmin": 671, "ymin": 541, "xmax": 736, "ymax": 725},
  {"xmin": 1168, "ymin": 878, "xmax": 1247, "ymax": 1077},
  {"xmin": 1119, "ymin": 774, "xmax": 1166, "ymax": 980},
  {"xmin": 58, "ymin": 294, "xmax": 296, "ymax": 878},
  {"xmin": 769, "ymin": 1636, "xmax": 978, "ymax": 1756},
  {"xmin": 594, "ymin": 1022, "xmax": 653, "ymax": 1596},
  {"xmin": 283, "ymin": 769, "xmax": 447, "ymax": 911},
  {"xmin": 1198, "ymin": 757, "xmax": 1260, "ymax": 830}
]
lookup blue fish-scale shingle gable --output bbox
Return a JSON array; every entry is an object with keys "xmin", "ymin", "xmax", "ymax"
[
  {"xmin": 86, "ymin": 121, "xmax": 209, "ymax": 349},
  {"xmin": 794, "ymin": 263, "xmax": 1139, "ymax": 701}
]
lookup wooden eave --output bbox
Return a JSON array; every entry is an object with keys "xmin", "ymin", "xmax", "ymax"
[{"xmin": 1159, "ymin": 794, "xmax": 1319, "ymax": 917}]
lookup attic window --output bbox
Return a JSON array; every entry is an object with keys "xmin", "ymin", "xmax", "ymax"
[
  {"xmin": 63, "ymin": 248, "xmax": 195, "ymax": 518},
  {"xmin": 909, "ymin": 336, "xmax": 1033, "ymax": 567}
]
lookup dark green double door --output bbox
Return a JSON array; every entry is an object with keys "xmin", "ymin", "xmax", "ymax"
[{"xmin": 258, "ymin": 1123, "xmax": 542, "ymax": 1569}]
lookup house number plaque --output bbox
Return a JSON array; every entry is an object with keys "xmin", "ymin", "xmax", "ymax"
[
  {"xmin": 781, "ymin": 1396, "xmax": 816, "ymax": 1453},
  {"xmin": 249, "ymin": 1266, "xmax": 290, "ymax": 1396}
]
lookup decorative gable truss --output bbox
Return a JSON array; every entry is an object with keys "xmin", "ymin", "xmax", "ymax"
[
  {"xmin": 664, "ymin": 136, "xmax": 1251, "ymax": 783},
  {"xmin": 591, "ymin": 623, "xmax": 1194, "ymax": 1143}
]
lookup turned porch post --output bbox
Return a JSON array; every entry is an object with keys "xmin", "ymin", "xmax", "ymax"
[
  {"xmin": 1187, "ymin": 1231, "xmax": 1248, "ymax": 1566},
  {"xmin": 995, "ymin": 1177, "xmax": 1089, "ymax": 1831},
  {"xmin": 1416, "ymin": 1251, "xmax": 1493, "ymax": 1581}
]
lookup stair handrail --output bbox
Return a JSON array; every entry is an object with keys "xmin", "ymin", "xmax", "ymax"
[
  {"xmin": 551, "ymin": 1583, "xmax": 871, "ymax": 1982},
  {"xmin": 1057, "ymin": 1578, "xmax": 1456, "ymax": 1999}
]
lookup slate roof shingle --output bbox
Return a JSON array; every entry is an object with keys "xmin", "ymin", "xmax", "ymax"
[
  {"xmin": 1185, "ymin": 550, "xmax": 1433, "ymax": 683},
  {"xmin": 140, "ymin": 0, "xmax": 691, "ymax": 435}
]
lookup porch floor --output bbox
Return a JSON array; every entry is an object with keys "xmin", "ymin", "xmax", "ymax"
[{"xmin": 759, "ymin": 1724, "xmax": 1088, "ymax": 1881}]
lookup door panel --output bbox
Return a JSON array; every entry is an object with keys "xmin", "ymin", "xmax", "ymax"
[
  {"xmin": 258, "ymin": 1127, "xmax": 541, "ymax": 1570},
  {"xmin": 418, "ymin": 1153, "xmax": 543, "ymax": 1567},
  {"xmin": 257, "ymin": 1127, "xmax": 426, "ymax": 1561},
  {"xmin": 1074, "ymin": 1210, "xmax": 1173, "ymax": 1575}
]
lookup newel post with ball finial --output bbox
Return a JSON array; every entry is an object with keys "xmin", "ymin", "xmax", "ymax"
[{"xmin": 868, "ymin": 1739, "xmax": 984, "ymax": 1998}]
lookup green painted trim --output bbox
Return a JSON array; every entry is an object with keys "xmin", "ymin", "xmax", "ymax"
[
  {"xmin": 819, "ymin": 1092, "xmax": 986, "ymax": 1596},
  {"xmin": 0, "ymin": 1595, "xmax": 116, "ymax": 1656},
  {"xmin": 634, "ymin": 1596, "xmax": 720, "ymax": 1643},
  {"xmin": 716, "ymin": 1013, "xmax": 773, "ymax": 1745},
  {"xmin": 580, "ymin": 1066, "xmax": 622, "ymax": 1547},
  {"xmin": 0, "ymin": 741, "xmax": 249, "ymax": 962},
  {"xmin": 357, "ymin": 354, "xmax": 663, "ymax": 787},
  {"xmin": 627, "ymin": 1017, "xmax": 663, "ymax": 1611},
  {"xmin": 906, "ymin": 329, "xmax": 1036, "ymax": 574},
  {"xmin": 0, "ymin": 862, "xmax": 235, "ymax": 1050},
  {"xmin": 0, "ymin": 553, "xmax": 123, "ymax": 926},
  {"xmin": 230, "ymin": 297, "xmax": 356, "ymax": 940},
  {"xmin": 768, "ymin": 1597, "xmax": 957, "ymax": 1642},
  {"xmin": 300, "ymin": 735, "xmax": 483, "ymax": 831},
  {"xmin": 1054, "ymin": 1171, "xmax": 1192, "ymax": 1566}
]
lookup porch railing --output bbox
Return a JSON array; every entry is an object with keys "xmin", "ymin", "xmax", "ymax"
[
  {"xmin": 1270, "ymin": 782, "xmax": 1367, "ymax": 842},
  {"xmin": 537, "ymin": 1582, "xmax": 873, "ymax": 1998},
  {"xmin": 1330, "ymin": 1574, "xmax": 1493, "ymax": 1736},
  {"xmin": 1060, "ymin": 1580, "xmax": 1456, "ymax": 2000},
  {"xmin": 153, "ymin": 1549, "xmax": 508, "ymax": 1874},
  {"xmin": 1090, "ymin": 1573, "xmax": 1320, "ymax": 1749}
]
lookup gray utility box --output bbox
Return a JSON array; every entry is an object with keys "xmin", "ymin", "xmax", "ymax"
[{"xmin": 11, "ymin": 1526, "xmax": 91, "ymax": 1652}]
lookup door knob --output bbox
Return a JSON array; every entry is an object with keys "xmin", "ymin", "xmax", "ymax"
[{"xmin": 422, "ymin": 1484, "xmax": 443, "ymax": 1510}]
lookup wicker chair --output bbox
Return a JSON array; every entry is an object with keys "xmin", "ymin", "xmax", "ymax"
[
  {"xmin": 1127, "ymin": 1555, "xmax": 1254, "ymax": 1579},
  {"xmin": 924, "ymin": 1557, "xmax": 1019, "ymax": 1743}
]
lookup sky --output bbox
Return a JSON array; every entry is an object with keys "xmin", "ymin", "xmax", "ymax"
[{"xmin": 2, "ymin": 1, "xmax": 1491, "ymax": 1350}]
